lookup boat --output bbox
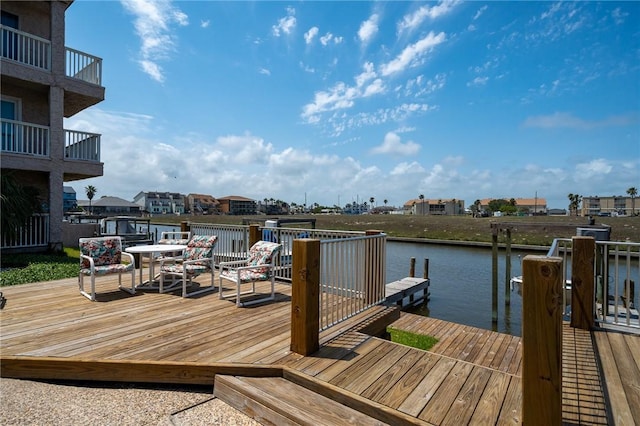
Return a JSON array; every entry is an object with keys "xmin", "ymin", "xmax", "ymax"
[
  {"xmin": 99, "ymin": 216, "xmax": 153, "ymax": 247},
  {"xmin": 510, "ymin": 275, "xmax": 572, "ymax": 304}
]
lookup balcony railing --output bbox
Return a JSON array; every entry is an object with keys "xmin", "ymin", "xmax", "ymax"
[
  {"xmin": 66, "ymin": 47, "xmax": 102, "ymax": 85},
  {"xmin": 65, "ymin": 130, "xmax": 101, "ymax": 161},
  {"xmin": 1, "ymin": 25, "xmax": 50, "ymax": 70},
  {"xmin": 1, "ymin": 214, "xmax": 50, "ymax": 249},
  {"xmin": 1, "ymin": 25, "xmax": 102, "ymax": 85},
  {"xmin": 1, "ymin": 119, "xmax": 49, "ymax": 157}
]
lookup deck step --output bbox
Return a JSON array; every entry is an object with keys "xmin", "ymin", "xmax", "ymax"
[{"xmin": 214, "ymin": 375, "xmax": 389, "ymax": 426}]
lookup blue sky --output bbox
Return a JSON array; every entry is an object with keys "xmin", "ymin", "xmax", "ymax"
[{"xmin": 65, "ymin": 1, "xmax": 639, "ymax": 210}]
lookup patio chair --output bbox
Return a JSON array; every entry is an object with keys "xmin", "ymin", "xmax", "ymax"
[
  {"xmin": 219, "ymin": 240, "xmax": 282, "ymax": 307},
  {"xmin": 154, "ymin": 230, "xmax": 191, "ymax": 261},
  {"xmin": 79, "ymin": 236, "xmax": 136, "ymax": 301},
  {"xmin": 158, "ymin": 235, "xmax": 218, "ymax": 297}
]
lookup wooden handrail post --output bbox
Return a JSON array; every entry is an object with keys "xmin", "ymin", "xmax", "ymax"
[
  {"xmin": 409, "ymin": 257, "xmax": 416, "ymax": 277},
  {"xmin": 248, "ymin": 224, "xmax": 260, "ymax": 248},
  {"xmin": 571, "ymin": 236, "xmax": 595, "ymax": 330},
  {"xmin": 290, "ymin": 238, "xmax": 320, "ymax": 356},
  {"xmin": 180, "ymin": 221, "xmax": 190, "ymax": 233},
  {"xmin": 522, "ymin": 255, "xmax": 563, "ymax": 425}
]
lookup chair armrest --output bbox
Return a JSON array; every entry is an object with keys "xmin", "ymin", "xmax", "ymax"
[
  {"xmin": 233, "ymin": 263, "xmax": 274, "ymax": 272},
  {"xmin": 183, "ymin": 257, "xmax": 214, "ymax": 267},
  {"xmin": 121, "ymin": 251, "xmax": 135, "ymax": 264},
  {"xmin": 218, "ymin": 259, "xmax": 249, "ymax": 268},
  {"xmin": 79, "ymin": 254, "xmax": 95, "ymax": 271},
  {"xmin": 158, "ymin": 255, "xmax": 183, "ymax": 267}
]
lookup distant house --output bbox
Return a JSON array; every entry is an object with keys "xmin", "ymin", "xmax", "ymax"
[
  {"xmin": 78, "ymin": 196, "xmax": 141, "ymax": 216},
  {"xmin": 133, "ymin": 191, "xmax": 186, "ymax": 215},
  {"xmin": 186, "ymin": 193, "xmax": 219, "ymax": 214},
  {"xmin": 479, "ymin": 198, "xmax": 547, "ymax": 215},
  {"xmin": 217, "ymin": 196, "xmax": 256, "ymax": 215},
  {"xmin": 63, "ymin": 186, "xmax": 77, "ymax": 212},
  {"xmin": 403, "ymin": 198, "xmax": 465, "ymax": 215}
]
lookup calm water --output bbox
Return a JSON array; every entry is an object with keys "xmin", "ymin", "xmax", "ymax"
[
  {"xmin": 386, "ymin": 241, "xmax": 540, "ymax": 336},
  {"xmin": 148, "ymin": 223, "xmax": 638, "ymax": 337}
]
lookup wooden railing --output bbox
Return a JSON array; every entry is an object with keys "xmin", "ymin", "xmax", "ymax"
[
  {"xmin": 64, "ymin": 130, "xmax": 101, "ymax": 161},
  {"xmin": 1, "ymin": 25, "xmax": 50, "ymax": 70},
  {"xmin": 522, "ymin": 236, "xmax": 639, "ymax": 423},
  {"xmin": 1, "ymin": 119, "xmax": 49, "ymax": 157},
  {"xmin": 1, "ymin": 214, "xmax": 50, "ymax": 249}
]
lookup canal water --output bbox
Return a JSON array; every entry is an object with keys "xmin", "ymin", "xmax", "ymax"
[{"xmin": 387, "ymin": 241, "xmax": 537, "ymax": 337}]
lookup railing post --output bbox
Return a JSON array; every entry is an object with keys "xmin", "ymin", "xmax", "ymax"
[
  {"xmin": 249, "ymin": 224, "xmax": 260, "ymax": 247},
  {"xmin": 180, "ymin": 221, "xmax": 190, "ymax": 233},
  {"xmin": 365, "ymin": 230, "xmax": 384, "ymax": 305},
  {"xmin": 570, "ymin": 236, "xmax": 595, "ymax": 330},
  {"xmin": 409, "ymin": 257, "xmax": 416, "ymax": 277},
  {"xmin": 290, "ymin": 238, "xmax": 320, "ymax": 356},
  {"xmin": 522, "ymin": 255, "xmax": 563, "ymax": 426}
]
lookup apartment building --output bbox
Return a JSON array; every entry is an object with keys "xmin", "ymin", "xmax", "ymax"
[
  {"xmin": 581, "ymin": 196, "xmax": 636, "ymax": 216},
  {"xmin": 217, "ymin": 195, "xmax": 257, "ymax": 215},
  {"xmin": 133, "ymin": 191, "xmax": 186, "ymax": 215},
  {"xmin": 1, "ymin": 1, "xmax": 105, "ymax": 251}
]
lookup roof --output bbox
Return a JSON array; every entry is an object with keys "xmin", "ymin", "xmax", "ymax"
[
  {"xmin": 218, "ymin": 195, "xmax": 255, "ymax": 202},
  {"xmin": 82, "ymin": 196, "xmax": 140, "ymax": 207},
  {"xmin": 479, "ymin": 197, "xmax": 547, "ymax": 206},
  {"xmin": 403, "ymin": 198, "xmax": 458, "ymax": 207}
]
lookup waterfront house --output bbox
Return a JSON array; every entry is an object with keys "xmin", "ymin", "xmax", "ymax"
[
  {"xmin": 1, "ymin": 0, "xmax": 105, "ymax": 252},
  {"xmin": 186, "ymin": 193, "xmax": 219, "ymax": 215},
  {"xmin": 77, "ymin": 196, "xmax": 142, "ymax": 216},
  {"xmin": 217, "ymin": 195, "xmax": 257, "ymax": 215},
  {"xmin": 133, "ymin": 191, "xmax": 186, "ymax": 215},
  {"xmin": 63, "ymin": 186, "xmax": 77, "ymax": 212},
  {"xmin": 582, "ymin": 195, "xmax": 636, "ymax": 216}
]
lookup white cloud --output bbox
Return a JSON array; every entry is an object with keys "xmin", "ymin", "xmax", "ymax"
[
  {"xmin": 120, "ymin": 0, "xmax": 189, "ymax": 83},
  {"xmin": 611, "ymin": 7, "xmax": 628, "ymax": 25},
  {"xmin": 397, "ymin": 1, "xmax": 460, "ymax": 35},
  {"xmin": 390, "ymin": 161, "xmax": 425, "ymax": 175},
  {"xmin": 358, "ymin": 13, "xmax": 379, "ymax": 45},
  {"xmin": 467, "ymin": 76, "xmax": 489, "ymax": 87},
  {"xmin": 272, "ymin": 6, "xmax": 296, "ymax": 37},
  {"xmin": 575, "ymin": 159, "xmax": 613, "ymax": 179},
  {"xmin": 473, "ymin": 5, "xmax": 488, "ymax": 20},
  {"xmin": 523, "ymin": 112, "xmax": 639, "ymax": 130},
  {"xmin": 304, "ymin": 27, "xmax": 318, "ymax": 44},
  {"xmin": 259, "ymin": 68, "xmax": 271, "ymax": 76},
  {"xmin": 200, "ymin": 20, "xmax": 210, "ymax": 29},
  {"xmin": 371, "ymin": 132, "xmax": 421, "ymax": 156},
  {"xmin": 380, "ymin": 32, "xmax": 446, "ymax": 76}
]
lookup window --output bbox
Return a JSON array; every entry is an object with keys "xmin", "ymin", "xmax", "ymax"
[
  {"xmin": 1, "ymin": 97, "xmax": 21, "ymax": 151},
  {"xmin": 1, "ymin": 11, "xmax": 19, "ymax": 61}
]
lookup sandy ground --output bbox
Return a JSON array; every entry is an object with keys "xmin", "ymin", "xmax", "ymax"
[{"xmin": 0, "ymin": 378, "xmax": 260, "ymax": 425}]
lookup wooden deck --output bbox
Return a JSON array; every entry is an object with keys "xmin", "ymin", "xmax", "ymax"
[{"xmin": 0, "ymin": 271, "xmax": 637, "ymax": 425}]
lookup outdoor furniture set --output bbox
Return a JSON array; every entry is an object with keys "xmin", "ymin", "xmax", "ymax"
[{"xmin": 78, "ymin": 233, "xmax": 282, "ymax": 304}]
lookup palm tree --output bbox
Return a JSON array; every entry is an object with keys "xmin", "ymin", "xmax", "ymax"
[
  {"xmin": 383, "ymin": 199, "xmax": 388, "ymax": 206},
  {"xmin": 567, "ymin": 193, "xmax": 582, "ymax": 216},
  {"xmin": 418, "ymin": 194, "xmax": 425, "ymax": 215},
  {"xmin": 627, "ymin": 187, "xmax": 637, "ymax": 215},
  {"xmin": 369, "ymin": 197, "xmax": 375, "ymax": 211},
  {"xmin": 85, "ymin": 185, "xmax": 97, "ymax": 215}
]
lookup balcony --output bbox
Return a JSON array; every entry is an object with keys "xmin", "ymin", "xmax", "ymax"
[
  {"xmin": 1, "ymin": 119, "xmax": 102, "ymax": 164},
  {"xmin": 1, "ymin": 119, "xmax": 49, "ymax": 157},
  {"xmin": 1, "ymin": 25, "xmax": 102, "ymax": 85}
]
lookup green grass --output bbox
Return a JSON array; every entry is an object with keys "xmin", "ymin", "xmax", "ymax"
[
  {"xmin": 387, "ymin": 326, "xmax": 439, "ymax": 351},
  {"xmin": 0, "ymin": 248, "xmax": 79, "ymax": 287}
]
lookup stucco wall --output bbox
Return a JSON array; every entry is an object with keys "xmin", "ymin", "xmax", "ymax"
[{"xmin": 61, "ymin": 222, "xmax": 99, "ymax": 249}]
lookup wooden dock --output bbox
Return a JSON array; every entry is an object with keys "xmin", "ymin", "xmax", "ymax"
[{"xmin": 1, "ymin": 271, "xmax": 638, "ymax": 424}]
